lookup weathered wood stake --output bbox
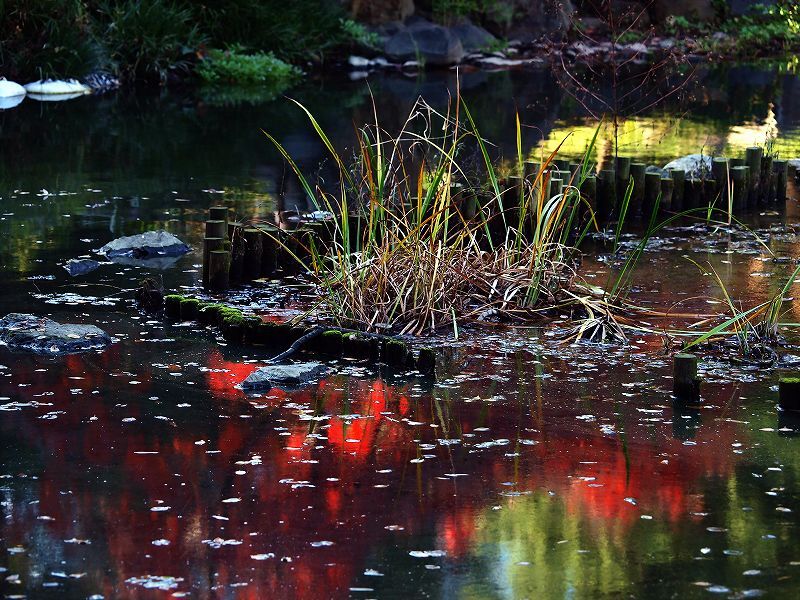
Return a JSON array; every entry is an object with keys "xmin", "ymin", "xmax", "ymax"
[
  {"xmin": 242, "ymin": 228, "xmax": 263, "ymax": 282},
  {"xmin": 202, "ymin": 237, "xmax": 224, "ymax": 288},
  {"xmin": 668, "ymin": 168, "xmax": 685, "ymax": 211},
  {"xmin": 208, "ymin": 250, "xmax": 231, "ymax": 291},
  {"xmin": 205, "ymin": 219, "xmax": 227, "ymax": 239},
  {"xmin": 779, "ymin": 376, "xmax": 800, "ymax": 411},
  {"xmin": 643, "ymin": 171, "xmax": 661, "ymax": 217},
  {"xmin": 673, "ymin": 353, "xmax": 700, "ymax": 401},
  {"xmin": 208, "ymin": 206, "xmax": 229, "ymax": 223},
  {"xmin": 745, "ymin": 146, "xmax": 763, "ymax": 208},
  {"xmin": 629, "ymin": 162, "xmax": 646, "ymax": 215},
  {"xmin": 660, "ymin": 177, "xmax": 674, "ymax": 212},
  {"xmin": 731, "ymin": 166, "xmax": 748, "ymax": 212}
]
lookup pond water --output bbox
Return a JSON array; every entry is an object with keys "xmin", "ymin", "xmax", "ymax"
[{"xmin": 2, "ymin": 62, "xmax": 800, "ymax": 598}]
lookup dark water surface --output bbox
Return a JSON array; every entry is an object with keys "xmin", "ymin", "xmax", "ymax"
[{"xmin": 2, "ymin": 64, "xmax": 800, "ymax": 599}]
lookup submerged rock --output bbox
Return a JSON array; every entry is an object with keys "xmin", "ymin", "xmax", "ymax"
[
  {"xmin": 64, "ymin": 258, "xmax": 101, "ymax": 276},
  {"xmin": 0, "ymin": 313, "xmax": 112, "ymax": 354},
  {"xmin": 241, "ymin": 362, "xmax": 328, "ymax": 391},
  {"xmin": 99, "ymin": 230, "xmax": 190, "ymax": 259},
  {"xmin": 663, "ymin": 154, "xmax": 712, "ymax": 178}
]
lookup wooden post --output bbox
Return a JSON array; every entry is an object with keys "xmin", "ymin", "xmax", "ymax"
[
  {"xmin": 581, "ymin": 175, "xmax": 597, "ymax": 211},
  {"xmin": 615, "ymin": 156, "xmax": 631, "ymax": 207},
  {"xmin": 643, "ymin": 171, "xmax": 661, "ymax": 218},
  {"xmin": 660, "ymin": 177, "xmax": 674, "ymax": 212},
  {"xmin": 208, "ymin": 206, "xmax": 229, "ymax": 223},
  {"xmin": 228, "ymin": 222, "xmax": 246, "ymax": 285},
  {"xmin": 629, "ymin": 162, "xmax": 646, "ymax": 216},
  {"xmin": 597, "ymin": 169, "xmax": 616, "ymax": 220},
  {"xmin": 243, "ymin": 228, "xmax": 263, "ymax": 282},
  {"xmin": 555, "ymin": 158, "xmax": 570, "ymax": 172},
  {"xmin": 208, "ymin": 250, "xmax": 231, "ymax": 291},
  {"xmin": 745, "ymin": 146, "xmax": 762, "ymax": 208},
  {"xmin": 779, "ymin": 376, "xmax": 800, "ymax": 411},
  {"xmin": 712, "ymin": 158, "xmax": 729, "ymax": 205},
  {"xmin": 731, "ymin": 166, "xmax": 749, "ymax": 213},
  {"xmin": 774, "ymin": 159, "xmax": 788, "ymax": 206},
  {"xmin": 524, "ymin": 160, "xmax": 540, "ymax": 182},
  {"xmin": 668, "ymin": 168, "xmax": 685, "ymax": 212},
  {"xmin": 548, "ymin": 177, "xmax": 564, "ymax": 200},
  {"xmin": 761, "ymin": 155, "xmax": 774, "ymax": 206},
  {"xmin": 202, "ymin": 237, "xmax": 224, "ymax": 288},
  {"xmin": 673, "ymin": 353, "xmax": 700, "ymax": 401},
  {"xmin": 205, "ymin": 220, "xmax": 227, "ymax": 240},
  {"xmin": 684, "ymin": 178, "xmax": 702, "ymax": 210}
]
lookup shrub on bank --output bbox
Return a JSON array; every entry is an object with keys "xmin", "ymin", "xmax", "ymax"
[
  {"xmin": 196, "ymin": 47, "xmax": 302, "ymax": 86},
  {"xmin": 0, "ymin": 0, "xmax": 354, "ymax": 84}
]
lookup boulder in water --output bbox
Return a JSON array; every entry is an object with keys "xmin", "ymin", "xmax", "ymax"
[
  {"xmin": 99, "ymin": 230, "xmax": 190, "ymax": 259},
  {"xmin": 240, "ymin": 362, "xmax": 328, "ymax": 391},
  {"xmin": 0, "ymin": 313, "xmax": 112, "ymax": 354},
  {"xmin": 64, "ymin": 258, "xmax": 101, "ymax": 276},
  {"xmin": 451, "ymin": 21, "xmax": 497, "ymax": 52},
  {"xmin": 385, "ymin": 20, "xmax": 465, "ymax": 66},
  {"xmin": 663, "ymin": 154, "xmax": 712, "ymax": 178}
]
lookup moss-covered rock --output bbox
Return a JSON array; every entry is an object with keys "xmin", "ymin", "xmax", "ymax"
[
  {"xmin": 179, "ymin": 297, "xmax": 201, "ymax": 321},
  {"xmin": 384, "ymin": 338, "xmax": 409, "ymax": 367},
  {"xmin": 343, "ymin": 332, "xmax": 372, "ymax": 359},
  {"xmin": 198, "ymin": 303, "xmax": 225, "ymax": 326},
  {"xmin": 318, "ymin": 329, "xmax": 343, "ymax": 356},
  {"xmin": 164, "ymin": 294, "xmax": 183, "ymax": 319}
]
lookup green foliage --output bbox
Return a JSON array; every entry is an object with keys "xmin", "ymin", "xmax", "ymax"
[
  {"xmin": 196, "ymin": 47, "xmax": 301, "ymax": 86},
  {"xmin": 339, "ymin": 18, "xmax": 381, "ymax": 50},
  {"xmin": 0, "ymin": 0, "xmax": 354, "ymax": 82},
  {"xmin": 96, "ymin": 0, "xmax": 205, "ymax": 82},
  {"xmin": 0, "ymin": 0, "xmax": 101, "ymax": 79},
  {"xmin": 195, "ymin": 0, "xmax": 348, "ymax": 63},
  {"xmin": 664, "ymin": 2, "xmax": 799, "ymax": 57},
  {"xmin": 615, "ymin": 30, "xmax": 643, "ymax": 45}
]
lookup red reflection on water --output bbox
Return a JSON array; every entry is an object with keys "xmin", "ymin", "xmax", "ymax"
[{"xmin": 0, "ymin": 350, "xmax": 745, "ymax": 598}]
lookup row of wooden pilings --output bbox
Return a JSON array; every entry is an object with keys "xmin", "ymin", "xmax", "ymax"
[
  {"xmin": 202, "ymin": 206, "xmax": 335, "ymax": 291},
  {"xmin": 520, "ymin": 147, "xmax": 790, "ymax": 220},
  {"xmin": 202, "ymin": 149, "xmax": 794, "ymax": 291}
]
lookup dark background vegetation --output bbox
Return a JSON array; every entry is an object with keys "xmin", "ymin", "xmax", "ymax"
[{"xmin": 0, "ymin": 0, "xmax": 797, "ymax": 85}]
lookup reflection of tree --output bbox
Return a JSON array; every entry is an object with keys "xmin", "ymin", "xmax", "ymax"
[{"xmin": 1, "ymin": 344, "xmax": 780, "ymax": 598}]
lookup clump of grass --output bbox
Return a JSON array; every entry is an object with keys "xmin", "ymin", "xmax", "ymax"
[
  {"xmin": 680, "ymin": 260, "xmax": 800, "ymax": 364},
  {"xmin": 196, "ymin": 46, "xmax": 301, "ymax": 86},
  {"xmin": 262, "ymin": 94, "xmax": 625, "ymax": 339}
]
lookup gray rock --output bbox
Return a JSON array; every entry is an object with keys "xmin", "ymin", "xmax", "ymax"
[
  {"xmin": 646, "ymin": 165, "xmax": 668, "ymax": 177},
  {"xmin": 451, "ymin": 22, "xmax": 496, "ymax": 53},
  {"xmin": 0, "ymin": 313, "xmax": 112, "ymax": 354},
  {"xmin": 663, "ymin": 154, "xmax": 713, "ymax": 178},
  {"xmin": 64, "ymin": 258, "xmax": 101, "ymax": 276},
  {"xmin": 240, "ymin": 362, "xmax": 328, "ymax": 391},
  {"xmin": 385, "ymin": 20, "xmax": 464, "ymax": 66},
  {"xmin": 99, "ymin": 230, "xmax": 190, "ymax": 259}
]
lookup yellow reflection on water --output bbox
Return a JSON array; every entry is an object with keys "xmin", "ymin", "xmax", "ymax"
[{"xmin": 536, "ymin": 111, "xmax": 800, "ymax": 167}]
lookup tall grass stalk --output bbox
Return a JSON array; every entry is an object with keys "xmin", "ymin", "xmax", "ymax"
[{"xmin": 263, "ymin": 95, "xmax": 611, "ymax": 336}]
